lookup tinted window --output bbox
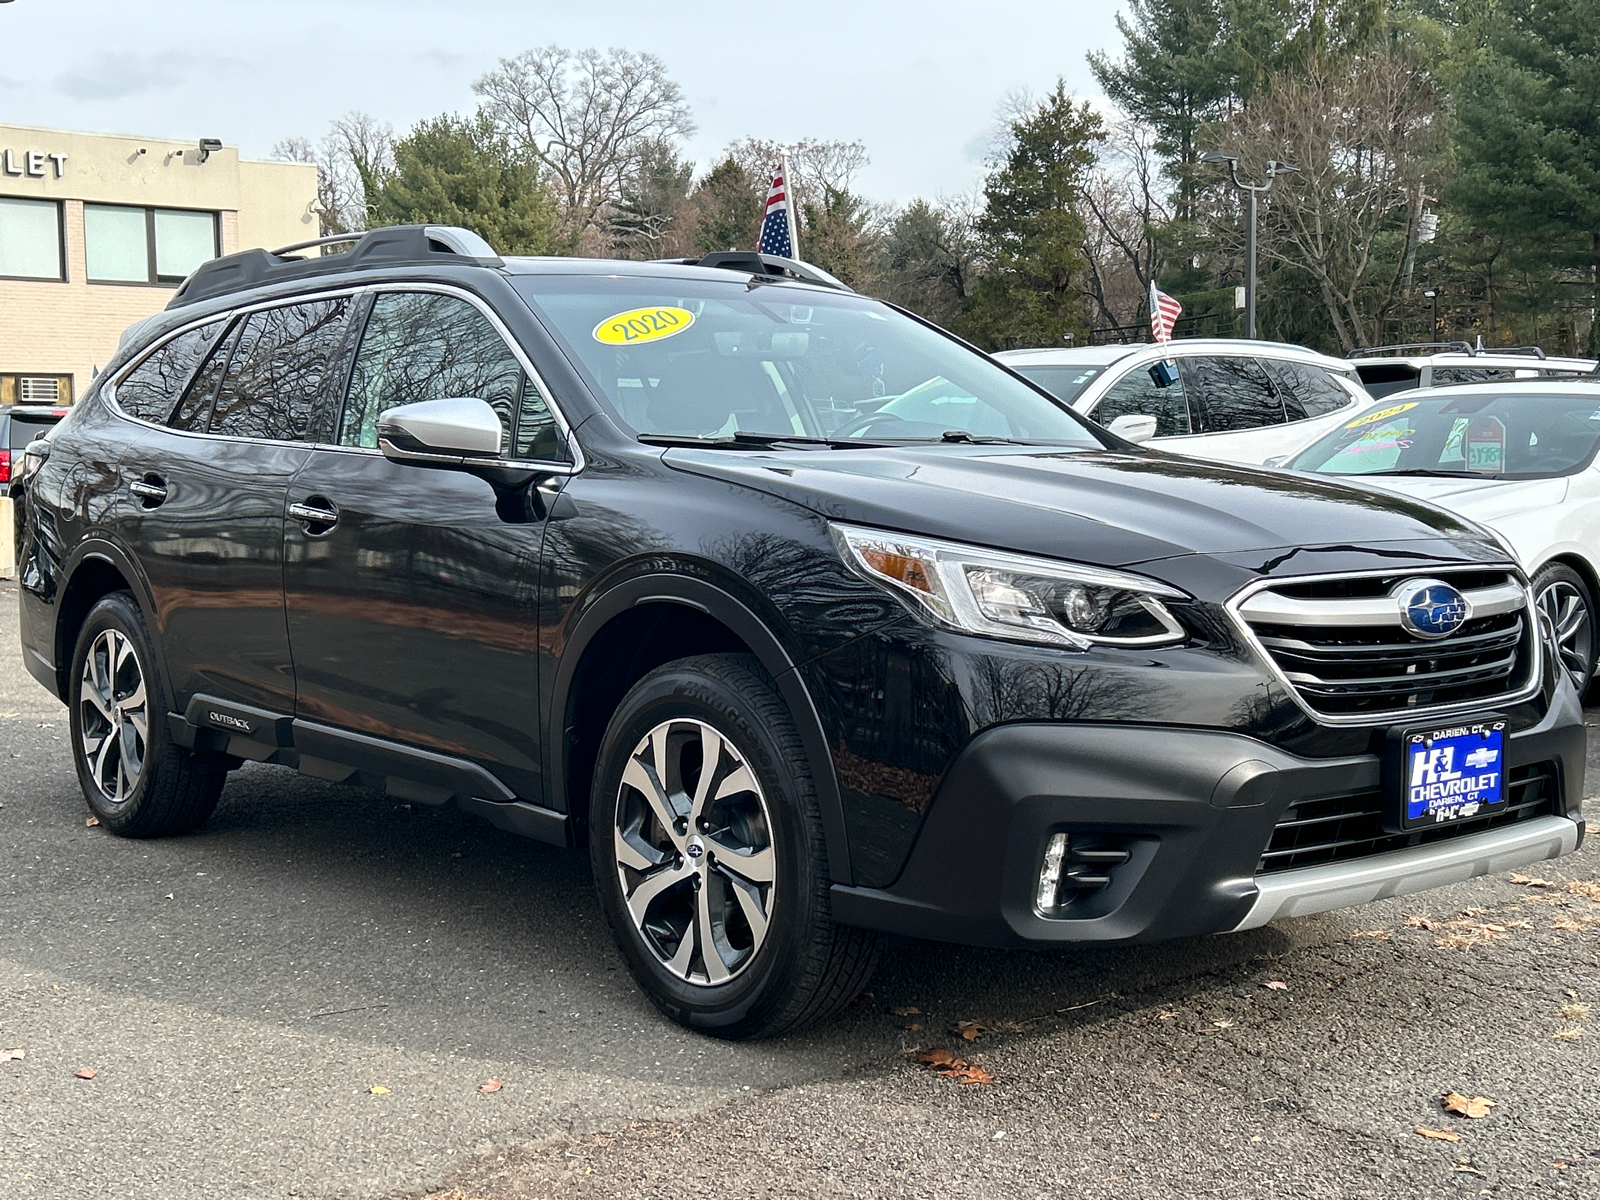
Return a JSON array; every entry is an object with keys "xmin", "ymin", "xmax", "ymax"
[
  {"xmin": 1095, "ymin": 363, "xmax": 1192, "ymax": 436},
  {"xmin": 1266, "ymin": 360, "xmax": 1353, "ymax": 420},
  {"xmin": 210, "ymin": 299, "xmax": 351, "ymax": 441},
  {"xmin": 1181, "ymin": 356, "xmax": 1285, "ymax": 431},
  {"xmin": 1012, "ymin": 365, "xmax": 1105, "ymax": 405},
  {"xmin": 1433, "ymin": 366, "xmax": 1514, "ymax": 385},
  {"xmin": 512, "ymin": 276, "xmax": 1102, "ymax": 446},
  {"xmin": 5, "ymin": 411, "xmax": 61, "ymax": 449},
  {"xmin": 1291, "ymin": 391, "xmax": 1600, "ymax": 479},
  {"xmin": 170, "ymin": 323, "xmax": 240, "ymax": 432},
  {"xmin": 114, "ymin": 320, "xmax": 228, "ymax": 424},
  {"xmin": 342, "ymin": 292, "xmax": 564, "ymax": 460}
]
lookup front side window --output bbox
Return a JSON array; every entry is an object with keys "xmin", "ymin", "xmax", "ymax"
[
  {"xmin": 1095, "ymin": 362, "xmax": 1192, "ymax": 436},
  {"xmin": 113, "ymin": 321, "xmax": 229, "ymax": 424},
  {"xmin": 0, "ymin": 197, "xmax": 63, "ymax": 280},
  {"xmin": 340, "ymin": 291, "xmax": 565, "ymax": 460},
  {"xmin": 1011, "ymin": 364, "xmax": 1105, "ymax": 406},
  {"xmin": 1181, "ymin": 356, "xmax": 1285, "ymax": 432},
  {"xmin": 85, "ymin": 204, "xmax": 218, "ymax": 284},
  {"xmin": 208, "ymin": 299, "xmax": 352, "ymax": 440},
  {"xmin": 513, "ymin": 276, "xmax": 1103, "ymax": 446},
  {"xmin": 1291, "ymin": 391, "xmax": 1600, "ymax": 479}
]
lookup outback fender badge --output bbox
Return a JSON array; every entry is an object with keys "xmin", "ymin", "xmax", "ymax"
[
  {"xmin": 208, "ymin": 711, "xmax": 253, "ymax": 733},
  {"xmin": 1393, "ymin": 578, "xmax": 1471, "ymax": 640}
]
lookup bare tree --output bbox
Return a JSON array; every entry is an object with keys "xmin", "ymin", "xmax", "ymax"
[
  {"xmin": 1216, "ymin": 50, "xmax": 1439, "ymax": 351},
  {"xmin": 725, "ymin": 137, "xmax": 870, "ymax": 214},
  {"xmin": 473, "ymin": 45, "xmax": 694, "ymax": 252},
  {"xmin": 273, "ymin": 111, "xmax": 394, "ymax": 237},
  {"xmin": 1078, "ymin": 118, "xmax": 1170, "ymax": 330}
]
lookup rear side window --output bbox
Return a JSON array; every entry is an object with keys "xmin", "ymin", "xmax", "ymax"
[
  {"xmin": 114, "ymin": 320, "xmax": 228, "ymax": 424},
  {"xmin": 1095, "ymin": 364, "xmax": 1192, "ymax": 436},
  {"xmin": 170, "ymin": 323, "xmax": 239, "ymax": 432},
  {"xmin": 341, "ymin": 292, "xmax": 567, "ymax": 461},
  {"xmin": 1264, "ymin": 359, "xmax": 1353, "ymax": 420},
  {"xmin": 209, "ymin": 298, "xmax": 352, "ymax": 441},
  {"xmin": 1181, "ymin": 356, "xmax": 1285, "ymax": 431}
]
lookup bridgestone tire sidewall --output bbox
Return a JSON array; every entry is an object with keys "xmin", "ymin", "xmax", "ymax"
[
  {"xmin": 590, "ymin": 659, "xmax": 820, "ymax": 1034},
  {"xmin": 69, "ymin": 592, "xmax": 172, "ymax": 831}
]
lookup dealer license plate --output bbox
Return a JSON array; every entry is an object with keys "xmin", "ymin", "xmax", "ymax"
[{"xmin": 1383, "ymin": 717, "xmax": 1508, "ymax": 833}]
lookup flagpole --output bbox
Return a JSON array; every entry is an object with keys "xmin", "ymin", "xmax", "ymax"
[{"xmin": 782, "ymin": 151, "xmax": 801, "ymax": 262}]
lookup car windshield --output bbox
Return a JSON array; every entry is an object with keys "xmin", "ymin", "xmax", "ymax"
[
  {"xmin": 1007, "ymin": 364, "xmax": 1106, "ymax": 405},
  {"xmin": 511, "ymin": 275, "xmax": 1104, "ymax": 447},
  {"xmin": 1289, "ymin": 389, "xmax": 1600, "ymax": 479}
]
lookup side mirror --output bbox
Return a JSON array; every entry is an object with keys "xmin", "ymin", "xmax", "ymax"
[
  {"xmin": 1107, "ymin": 413, "xmax": 1158, "ymax": 444},
  {"xmin": 377, "ymin": 398, "xmax": 502, "ymax": 463}
]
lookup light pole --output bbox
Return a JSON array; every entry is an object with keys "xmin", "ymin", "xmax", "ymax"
[{"xmin": 1200, "ymin": 152, "xmax": 1300, "ymax": 340}]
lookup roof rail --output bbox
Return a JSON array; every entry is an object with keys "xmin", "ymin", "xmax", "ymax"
[
  {"xmin": 167, "ymin": 224, "xmax": 503, "ymax": 310},
  {"xmin": 677, "ymin": 251, "xmax": 852, "ymax": 292},
  {"xmin": 1477, "ymin": 344, "xmax": 1547, "ymax": 359},
  {"xmin": 1348, "ymin": 341, "xmax": 1473, "ymax": 358}
]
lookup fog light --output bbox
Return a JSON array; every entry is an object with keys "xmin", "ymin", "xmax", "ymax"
[{"xmin": 1037, "ymin": 833, "xmax": 1068, "ymax": 911}]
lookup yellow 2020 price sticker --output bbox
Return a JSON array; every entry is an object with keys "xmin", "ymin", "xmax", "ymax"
[{"xmin": 592, "ymin": 306, "xmax": 696, "ymax": 345}]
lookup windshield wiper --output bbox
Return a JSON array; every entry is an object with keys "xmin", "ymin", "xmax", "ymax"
[
  {"xmin": 1361, "ymin": 468, "xmax": 1478, "ymax": 477},
  {"xmin": 637, "ymin": 432, "xmax": 884, "ymax": 451}
]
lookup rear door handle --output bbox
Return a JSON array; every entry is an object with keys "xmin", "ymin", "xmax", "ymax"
[
  {"xmin": 129, "ymin": 475, "xmax": 168, "ymax": 507},
  {"xmin": 288, "ymin": 497, "xmax": 339, "ymax": 532}
]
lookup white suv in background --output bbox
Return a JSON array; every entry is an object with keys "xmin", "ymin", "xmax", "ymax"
[
  {"xmin": 1347, "ymin": 342, "xmax": 1594, "ymax": 399},
  {"xmin": 996, "ymin": 339, "xmax": 1372, "ymax": 465}
]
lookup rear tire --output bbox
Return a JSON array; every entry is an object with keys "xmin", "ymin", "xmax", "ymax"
[
  {"xmin": 68, "ymin": 592, "xmax": 225, "ymax": 837},
  {"xmin": 589, "ymin": 653, "xmax": 877, "ymax": 1039}
]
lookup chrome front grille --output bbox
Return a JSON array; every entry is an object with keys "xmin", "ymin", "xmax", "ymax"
[{"xmin": 1233, "ymin": 568, "xmax": 1539, "ymax": 722}]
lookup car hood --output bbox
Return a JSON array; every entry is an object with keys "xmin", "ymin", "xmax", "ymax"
[
  {"xmin": 665, "ymin": 446, "xmax": 1493, "ymax": 569},
  {"xmin": 1335, "ymin": 474, "xmax": 1570, "ymax": 525}
]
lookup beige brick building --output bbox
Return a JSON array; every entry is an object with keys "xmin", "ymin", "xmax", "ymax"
[{"xmin": 0, "ymin": 123, "xmax": 319, "ymax": 405}]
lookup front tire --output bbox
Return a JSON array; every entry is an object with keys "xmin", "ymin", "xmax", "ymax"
[
  {"xmin": 1533, "ymin": 563, "xmax": 1597, "ymax": 699},
  {"xmin": 69, "ymin": 592, "xmax": 226, "ymax": 837},
  {"xmin": 590, "ymin": 654, "xmax": 877, "ymax": 1039}
]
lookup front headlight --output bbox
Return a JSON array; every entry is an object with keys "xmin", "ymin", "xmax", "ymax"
[{"xmin": 831, "ymin": 522, "xmax": 1189, "ymax": 649}]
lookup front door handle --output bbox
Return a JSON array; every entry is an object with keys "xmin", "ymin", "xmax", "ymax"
[
  {"xmin": 129, "ymin": 475, "xmax": 168, "ymax": 507},
  {"xmin": 288, "ymin": 497, "xmax": 339, "ymax": 533}
]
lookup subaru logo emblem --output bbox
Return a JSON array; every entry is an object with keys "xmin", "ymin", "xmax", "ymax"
[{"xmin": 1394, "ymin": 578, "xmax": 1471, "ymax": 640}]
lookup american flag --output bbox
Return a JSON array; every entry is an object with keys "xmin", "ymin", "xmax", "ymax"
[
  {"xmin": 757, "ymin": 165, "xmax": 795, "ymax": 258},
  {"xmin": 1150, "ymin": 281, "xmax": 1183, "ymax": 343}
]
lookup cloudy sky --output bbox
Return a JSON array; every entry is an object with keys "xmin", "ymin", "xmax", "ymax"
[{"xmin": 0, "ymin": 0, "xmax": 1126, "ymax": 202}]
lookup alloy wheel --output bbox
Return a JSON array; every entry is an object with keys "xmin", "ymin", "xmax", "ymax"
[
  {"xmin": 79, "ymin": 628, "xmax": 148, "ymax": 804},
  {"xmin": 612, "ymin": 718, "xmax": 776, "ymax": 985},
  {"xmin": 1537, "ymin": 579, "xmax": 1594, "ymax": 694}
]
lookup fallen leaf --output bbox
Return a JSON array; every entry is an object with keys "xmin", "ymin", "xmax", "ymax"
[
  {"xmin": 1405, "ymin": 914, "xmax": 1438, "ymax": 929},
  {"xmin": 1553, "ymin": 1159, "xmax": 1573, "ymax": 1169},
  {"xmin": 1, "ymin": 1047, "xmax": 23, "ymax": 1062},
  {"xmin": 1442, "ymin": 1092, "xmax": 1495, "ymax": 1119},
  {"xmin": 915, "ymin": 1048, "xmax": 956, "ymax": 1067},
  {"xmin": 1566, "ymin": 879, "xmax": 1600, "ymax": 902},
  {"xmin": 1509, "ymin": 873, "xmax": 1554, "ymax": 887},
  {"xmin": 951, "ymin": 1020, "xmax": 989, "ymax": 1042},
  {"xmin": 1561, "ymin": 1002, "xmax": 1589, "ymax": 1021},
  {"xmin": 1554, "ymin": 1028, "xmax": 1585, "ymax": 1042},
  {"xmin": 478, "ymin": 1078, "xmax": 503, "ymax": 1094},
  {"xmin": 367, "ymin": 1084, "xmax": 390, "ymax": 1095},
  {"xmin": 1553, "ymin": 913, "xmax": 1600, "ymax": 932},
  {"xmin": 1351, "ymin": 929, "xmax": 1392, "ymax": 940},
  {"xmin": 1145, "ymin": 1111, "xmax": 1162, "ymax": 1121},
  {"xmin": 892, "ymin": 1006, "xmax": 922, "ymax": 1017},
  {"xmin": 1156, "ymin": 1010, "xmax": 1178, "ymax": 1021},
  {"xmin": 85, "ymin": 816, "xmax": 99, "ymax": 828},
  {"xmin": 1415, "ymin": 1127, "xmax": 1462, "ymax": 1142},
  {"xmin": 74, "ymin": 1067, "xmax": 96, "ymax": 1080},
  {"xmin": 903, "ymin": 1023, "xmax": 923, "ymax": 1032},
  {"xmin": 1212, "ymin": 1019, "xmax": 1235, "ymax": 1029},
  {"xmin": 914, "ymin": 1047, "xmax": 993, "ymax": 1085},
  {"xmin": 950, "ymin": 1062, "xmax": 993, "ymax": 1086},
  {"xmin": 1262, "ymin": 981, "xmax": 1289, "ymax": 991}
]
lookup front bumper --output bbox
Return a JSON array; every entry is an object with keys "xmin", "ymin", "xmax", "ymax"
[{"xmin": 829, "ymin": 684, "xmax": 1586, "ymax": 947}]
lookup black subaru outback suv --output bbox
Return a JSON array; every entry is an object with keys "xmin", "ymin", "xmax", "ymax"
[{"xmin": 10, "ymin": 226, "xmax": 1586, "ymax": 1037}]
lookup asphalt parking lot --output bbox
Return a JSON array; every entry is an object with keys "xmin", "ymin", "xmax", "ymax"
[{"xmin": 3, "ymin": 577, "xmax": 1598, "ymax": 1200}]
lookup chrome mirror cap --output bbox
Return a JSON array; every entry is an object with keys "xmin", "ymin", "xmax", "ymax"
[{"xmin": 377, "ymin": 398, "xmax": 503, "ymax": 463}]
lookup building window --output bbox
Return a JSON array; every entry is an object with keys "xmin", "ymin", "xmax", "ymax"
[
  {"xmin": 0, "ymin": 197, "xmax": 64, "ymax": 281},
  {"xmin": 84, "ymin": 204, "xmax": 218, "ymax": 285},
  {"xmin": 0, "ymin": 374, "xmax": 74, "ymax": 406}
]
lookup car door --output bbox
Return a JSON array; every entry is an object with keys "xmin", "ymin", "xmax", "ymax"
[
  {"xmin": 1086, "ymin": 358, "xmax": 1197, "ymax": 440},
  {"xmin": 282, "ymin": 287, "xmax": 572, "ymax": 803},
  {"xmin": 1161, "ymin": 355, "xmax": 1290, "ymax": 463},
  {"xmin": 114, "ymin": 296, "xmax": 354, "ymax": 715}
]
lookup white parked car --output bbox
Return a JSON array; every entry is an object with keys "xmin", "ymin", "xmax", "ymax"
[
  {"xmin": 1283, "ymin": 380, "xmax": 1600, "ymax": 694},
  {"xmin": 995, "ymin": 339, "xmax": 1374, "ymax": 465},
  {"xmin": 1348, "ymin": 342, "xmax": 1594, "ymax": 399}
]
